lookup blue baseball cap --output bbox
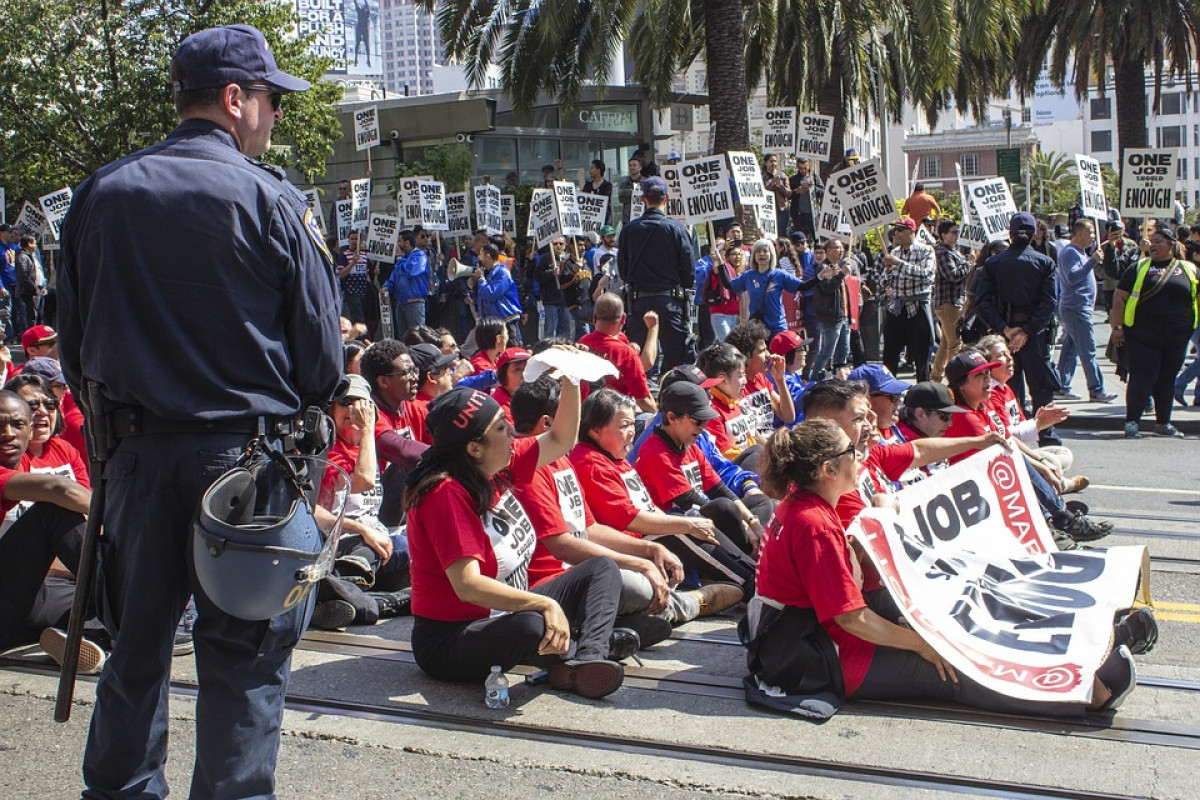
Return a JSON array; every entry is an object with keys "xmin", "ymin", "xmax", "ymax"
[
  {"xmin": 642, "ymin": 176, "xmax": 669, "ymax": 200},
  {"xmin": 849, "ymin": 364, "xmax": 912, "ymax": 395},
  {"xmin": 1009, "ymin": 212, "xmax": 1037, "ymax": 237},
  {"xmin": 171, "ymin": 25, "xmax": 310, "ymax": 94}
]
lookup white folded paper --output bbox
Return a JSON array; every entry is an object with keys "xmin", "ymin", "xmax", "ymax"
[{"xmin": 524, "ymin": 348, "xmax": 619, "ymax": 385}]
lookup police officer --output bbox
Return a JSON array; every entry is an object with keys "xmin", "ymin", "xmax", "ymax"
[
  {"xmin": 617, "ymin": 176, "xmax": 696, "ymax": 370},
  {"xmin": 972, "ymin": 212, "xmax": 1063, "ymax": 446},
  {"xmin": 57, "ymin": 25, "xmax": 341, "ymax": 798}
]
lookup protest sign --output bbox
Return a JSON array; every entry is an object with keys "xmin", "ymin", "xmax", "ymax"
[
  {"xmin": 827, "ymin": 159, "xmax": 896, "ymax": 235},
  {"xmin": 300, "ymin": 189, "xmax": 325, "ymax": 235},
  {"xmin": 677, "ymin": 155, "xmax": 735, "ymax": 225},
  {"xmin": 334, "ymin": 200, "xmax": 353, "ymax": 247},
  {"xmin": 954, "ymin": 162, "xmax": 971, "ymax": 225},
  {"xmin": 661, "ymin": 165, "xmax": 686, "ymax": 221},
  {"xmin": 727, "ymin": 151, "xmax": 767, "ymax": 206},
  {"xmin": 849, "ymin": 446, "xmax": 1147, "ymax": 704},
  {"xmin": 815, "ymin": 188, "xmax": 850, "ymax": 242},
  {"xmin": 1121, "ymin": 149, "xmax": 1177, "ymax": 217},
  {"xmin": 576, "ymin": 192, "xmax": 610, "ymax": 234},
  {"xmin": 761, "ymin": 107, "xmax": 796, "ymax": 155},
  {"xmin": 1075, "ymin": 155, "xmax": 1107, "ymax": 220},
  {"xmin": 364, "ymin": 213, "xmax": 400, "ymax": 262},
  {"xmin": 552, "ymin": 181, "xmax": 583, "ymax": 236},
  {"xmin": 795, "ymin": 113, "xmax": 835, "ymax": 162},
  {"xmin": 966, "ymin": 178, "xmax": 1018, "ymax": 243},
  {"xmin": 500, "ymin": 194, "xmax": 517, "ymax": 237},
  {"xmin": 353, "ymin": 105, "xmax": 380, "ymax": 152},
  {"xmin": 399, "ymin": 175, "xmax": 431, "ymax": 227},
  {"xmin": 38, "ymin": 188, "xmax": 72, "ymax": 239},
  {"xmin": 446, "ymin": 192, "xmax": 472, "ymax": 237},
  {"xmin": 529, "ymin": 188, "xmax": 561, "ymax": 248},
  {"xmin": 350, "ymin": 178, "xmax": 371, "ymax": 231},
  {"xmin": 418, "ymin": 180, "xmax": 448, "ymax": 231},
  {"xmin": 628, "ymin": 182, "xmax": 645, "ymax": 220},
  {"xmin": 748, "ymin": 193, "xmax": 778, "ymax": 240},
  {"xmin": 15, "ymin": 201, "xmax": 48, "ymax": 234},
  {"xmin": 473, "ymin": 184, "xmax": 503, "ymax": 236},
  {"xmin": 957, "ymin": 219, "xmax": 989, "ymax": 250}
]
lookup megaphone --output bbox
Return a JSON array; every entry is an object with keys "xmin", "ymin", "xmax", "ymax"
[{"xmin": 447, "ymin": 257, "xmax": 475, "ymax": 280}]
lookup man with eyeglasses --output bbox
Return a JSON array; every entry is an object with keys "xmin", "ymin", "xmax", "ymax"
[
  {"xmin": 57, "ymin": 25, "xmax": 341, "ymax": 798},
  {"xmin": 847, "ymin": 364, "xmax": 912, "ymax": 445}
]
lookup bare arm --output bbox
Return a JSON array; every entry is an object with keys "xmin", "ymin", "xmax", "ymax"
[
  {"xmin": 835, "ymin": 606, "xmax": 957, "ymax": 682},
  {"xmin": 639, "ymin": 311, "xmax": 660, "ymax": 372},
  {"xmin": 767, "ymin": 355, "xmax": 795, "ymax": 425},
  {"xmin": 445, "ymin": 558, "xmax": 570, "ymax": 656},
  {"xmin": 3, "ymin": 473, "xmax": 91, "ymax": 514},
  {"xmin": 909, "ymin": 432, "xmax": 1008, "ymax": 468},
  {"xmin": 535, "ymin": 374, "xmax": 580, "ymax": 468}
]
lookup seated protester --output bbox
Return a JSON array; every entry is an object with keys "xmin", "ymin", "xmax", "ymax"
[
  {"xmin": 847, "ymin": 364, "xmax": 913, "ymax": 446},
  {"xmin": 5, "ymin": 375, "xmax": 88, "ymax": 492},
  {"xmin": 19, "ymin": 358, "xmax": 86, "ymax": 460},
  {"xmin": 698, "ymin": 343, "xmax": 760, "ymax": 469},
  {"xmin": 410, "ymin": 343, "xmax": 460, "ymax": 410},
  {"xmin": 976, "ymin": 334, "xmax": 1080, "ymax": 489},
  {"xmin": 511, "ymin": 379, "xmax": 724, "ymax": 641},
  {"xmin": 767, "ymin": 330, "xmax": 814, "ymax": 427},
  {"xmin": 469, "ymin": 242, "xmax": 523, "ymax": 346},
  {"xmin": 633, "ymin": 381, "xmax": 762, "ymax": 600},
  {"xmin": 742, "ymin": 418, "xmax": 1144, "ymax": 720},
  {"xmin": 361, "ymin": 340, "xmax": 432, "ymax": 526},
  {"xmin": 468, "ymin": 317, "xmax": 509, "ymax": 375},
  {"xmin": 942, "ymin": 350, "xmax": 1112, "ymax": 549},
  {"xmin": 0, "ymin": 392, "xmax": 96, "ymax": 669},
  {"xmin": 728, "ymin": 239, "xmax": 806, "ymax": 336},
  {"xmin": 343, "ymin": 339, "xmax": 366, "ymax": 376},
  {"xmin": 311, "ymin": 375, "xmax": 412, "ymax": 630},
  {"xmin": 489, "ymin": 347, "xmax": 531, "ymax": 424},
  {"xmin": 628, "ymin": 365, "xmax": 775, "ymax": 528},
  {"xmin": 405, "ymin": 379, "xmax": 627, "ymax": 699},
  {"xmin": 570, "ymin": 389, "xmax": 744, "ymax": 621},
  {"xmin": 578, "ymin": 293, "xmax": 658, "ymax": 413},
  {"xmin": 726, "ymin": 320, "xmax": 796, "ymax": 439},
  {"xmin": 889, "ymin": 382, "xmax": 971, "ymax": 487}
]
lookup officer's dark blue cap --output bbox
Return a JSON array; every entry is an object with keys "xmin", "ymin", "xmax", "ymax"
[
  {"xmin": 1009, "ymin": 212, "xmax": 1037, "ymax": 236},
  {"xmin": 642, "ymin": 176, "xmax": 669, "ymax": 200},
  {"xmin": 172, "ymin": 25, "xmax": 310, "ymax": 94}
]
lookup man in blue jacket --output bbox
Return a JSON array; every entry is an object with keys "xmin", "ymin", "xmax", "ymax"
[
  {"xmin": 470, "ymin": 242, "xmax": 522, "ymax": 344},
  {"xmin": 384, "ymin": 230, "xmax": 429, "ymax": 334}
]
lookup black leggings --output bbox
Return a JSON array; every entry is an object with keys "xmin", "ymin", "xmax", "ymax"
[
  {"xmin": 411, "ymin": 557, "xmax": 621, "ymax": 683},
  {"xmin": 0, "ymin": 502, "xmax": 87, "ymax": 651},
  {"xmin": 1124, "ymin": 331, "xmax": 1191, "ymax": 424},
  {"xmin": 657, "ymin": 499, "xmax": 757, "ymax": 601}
]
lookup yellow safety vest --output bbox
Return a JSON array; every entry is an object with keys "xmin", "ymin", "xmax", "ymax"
[{"xmin": 1124, "ymin": 258, "xmax": 1199, "ymax": 328}]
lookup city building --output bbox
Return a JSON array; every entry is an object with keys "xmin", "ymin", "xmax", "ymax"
[{"xmin": 379, "ymin": 0, "xmax": 441, "ymax": 97}]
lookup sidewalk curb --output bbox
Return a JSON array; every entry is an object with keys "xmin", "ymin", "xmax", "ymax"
[{"xmin": 1059, "ymin": 412, "xmax": 1200, "ymax": 436}]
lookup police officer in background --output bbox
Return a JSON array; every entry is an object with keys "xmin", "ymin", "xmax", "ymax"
[
  {"xmin": 617, "ymin": 175, "xmax": 696, "ymax": 370},
  {"xmin": 57, "ymin": 25, "xmax": 341, "ymax": 798},
  {"xmin": 972, "ymin": 212, "xmax": 1063, "ymax": 446}
]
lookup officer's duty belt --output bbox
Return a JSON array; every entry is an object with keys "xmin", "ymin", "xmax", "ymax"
[
  {"xmin": 109, "ymin": 407, "xmax": 295, "ymax": 439},
  {"xmin": 632, "ymin": 289, "xmax": 682, "ymax": 301}
]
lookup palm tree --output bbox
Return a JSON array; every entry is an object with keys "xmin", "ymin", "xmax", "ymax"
[
  {"xmin": 1014, "ymin": 0, "xmax": 1200, "ymax": 158},
  {"xmin": 1026, "ymin": 150, "xmax": 1075, "ymax": 206}
]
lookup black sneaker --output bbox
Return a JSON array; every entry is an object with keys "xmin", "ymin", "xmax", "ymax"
[
  {"xmin": 368, "ymin": 589, "xmax": 411, "ymax": 619},
  {"xmin": 310, "ymin": 599, "xmax": 356, "ymax": 630},
  {"xmin": 606, "ymin": 627, "xmax": 642, "ymax": 662},
  {"xmin": 1058, "ymin": 512, "xmax": 1113, "ymax": 542},
  {"xmin": 613, "ymin": 613, "xmax": 673, "ymax": 649},
  {"xmin": 1052, "ymin": 529, "xmax": 1080, "ymax": 551},
  {"xmin": 1114, "ymin": 608, "xmax": 1158, "ymax": 655},
  {"xmin": 1097, "ymin": 645, "xmax": 1137, "ymax": 711}
]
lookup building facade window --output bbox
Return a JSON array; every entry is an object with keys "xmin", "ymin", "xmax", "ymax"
[
  {"xmin": 1161, "ymin": 92, "xmax": 1184, "ymax": 115},
  {"xmin": 960, "ymin": 152, "xmax": 979, "ymax": 176},
  {"xmin": 921, "ymin": 154, "xmax": 940, "ymax": 178},
  {"xmin": 1021, "ymin": 107, "xmax": 1031, "ymax": 123},
  {"xmin": 1090, "ymin": 97, "xmax": 1111, "ymax": 119},
  {"xmin": 1158, "ymin": 125, "xmax": 1185, "ymax": 148},
  {"xmin": 1091, "ymin": 130, "xmax": 1113, "ymax": 152}
]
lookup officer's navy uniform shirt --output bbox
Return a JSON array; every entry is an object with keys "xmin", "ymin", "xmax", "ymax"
[
  {"xmin": 616, "ymin": 208, "xmax": 695, "ymax": 292},
  {"xmin": 974, "ymin": 244, "xmax": 1058, "ymax": 336},
  {"xmin": 58, "ymin": 119, "xmax": 342, "ymax": 419}
]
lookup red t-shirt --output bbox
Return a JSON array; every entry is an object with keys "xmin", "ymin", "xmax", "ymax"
[
  {"xmin": 989, "ymin": 383, "xmax": 1024, "ymax": 430},
  {"xmin": 755, "ymin": 490, "xmax": 874, "ymax": 695},
  {"xmin": 60, "ymin": 391, "xmax": 87, "ymax": 460},
  {"xmin": 22, "ymin": 437, "xmax": 90, "ymax": 489},
  {"xmin": 944, "ymin": 404, "xmax": 1005, "ymax": 465},
  {"xmin": 577, "ymin": 330, "xmax": 651, "ymax": 400},
  {"xmin": 516, "ymin": 454, "xmax": 597, "ymax": 586},
  {"xmin": 633, "ymin": 430, "xmax": 721, "ymax": 510},
  {"xmin": 569, "ymin": 441, "xmax": 655, "ymax": 533},
  {"xmin": 490, "ymin": 384, "xmax": 516, "ymax": 426},
  {"xmin": 834, "ymin": 443, "xmax": 915, "ymax": 529},
  {"xmin": 373, "ymin": 395, "xmax": 431, "ymax": 470},
  {"xmin": 706, "ymin": 388, "xmax": 755, "ymax": 457},
  {"xmin": 0, "ymin": 463, "xmax": 18, "ymax": 515},
  {"xmin": 740, "ymin": 372, "xmax": 775, "ymax": 438},
  {"xmin": 469, "ymin": 351, "xmax": 495, "ymax": 376}
]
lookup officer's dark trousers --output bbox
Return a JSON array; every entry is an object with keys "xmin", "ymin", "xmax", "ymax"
[
  {"xmin": 1014, "ymin": 328, "xmax": 1060, "ymax": 420},
  {"xmin": 627, "ymin": 296, "xmax": 695, "ymax": 372},
  {"xmin": 84, "ymin": 433, "xmax": 310, "ymax": 800},
  {"xmin": 882, "ymin": 303, "xmax": 933, "ymax": 382},
  {"xmin": 411, "ymin": 556, "xmax": 621, "ymax": 683},
  {"xmin": 0, "ymin": 502, "xmax": 86, "ymax": 651}
]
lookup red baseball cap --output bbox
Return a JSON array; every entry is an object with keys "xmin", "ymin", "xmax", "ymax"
[
  {"xmin": 21, "ymin": 324, "xmax": 57, "ymax": 350},
  {"xmin": 496, "ymin": 347, "xmax": 531, "ymax": 372},
  {"xmin": 769, "ymin": 329, "xmax": 814, "ymax": 356},
  {"xmin": 893, "ymin": 217, "xmax": 918, "ymax": 232}
]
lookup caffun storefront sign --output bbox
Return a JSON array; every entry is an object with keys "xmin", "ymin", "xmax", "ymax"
[{"xmin": 572, "ymin": 104, "xmax": 639, "ymax": 133}]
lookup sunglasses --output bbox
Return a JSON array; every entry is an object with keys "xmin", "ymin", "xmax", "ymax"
[
  {"xmin": 26, "ymin": 398, "xmax": 58, "ymax": 412},
  {"xmin": 239, "ymin": 84, "xmax": 282, "ymax": 111},
  {"xmin": 383, "ymin": 367, "xmax": 419, "ymax": 379},
  {"xmin": 870, "ymin": 392, "xmax": 902, "ymax": 403},
  {"xmin": 825, "ymin": 443, "xmax": 858, "ymax": 464}
]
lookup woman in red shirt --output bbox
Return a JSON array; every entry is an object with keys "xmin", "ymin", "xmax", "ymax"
[
  {"xmin": 405, "ymin": 382, "xmax": 626, "ymax": 699},
  {"xmin": 7, "ymin": 375, "xmax": 87, "ymax": 488},
  {"xmin": 468, "ymin": 317, "xmax": 508, "ymax": 375},
  {"xmin": 745, "ymin": 419, "xmax": 1137, "ymax": 719}
]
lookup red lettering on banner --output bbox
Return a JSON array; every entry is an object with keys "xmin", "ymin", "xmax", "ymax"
[
  {"xmin": 990, "ymin": 661, "xmax": 1082, "ymax": 693},
  {"xmin": 987, "ymin": 456, "xmax": 1047, "ymax": 555}
]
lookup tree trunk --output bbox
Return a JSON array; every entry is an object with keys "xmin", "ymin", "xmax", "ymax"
[
  {"xmin": 703, "ymin": 0, "xmax": 750, "ymax": 154},
  {"xmin": 815, "ymin": 37, "xmax": 848, "ymax": 181},
  {"xmin": 1113, "ymin": 53, "xmax": 1148, "ymax": 158}
]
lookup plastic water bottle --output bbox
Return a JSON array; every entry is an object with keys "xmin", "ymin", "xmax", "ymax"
[{"xmin": 484, "ymin": 665, "xmax": 509, "ymax": 709}]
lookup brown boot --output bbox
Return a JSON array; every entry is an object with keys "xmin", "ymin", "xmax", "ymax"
[{"xmin": 692, "ymin": 583, "xmax": 743, "ymax": 617}]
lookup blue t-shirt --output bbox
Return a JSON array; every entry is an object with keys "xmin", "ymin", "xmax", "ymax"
[{"xmin": 729, "ymin": 268, "xmax": 803, "ymax": 334}]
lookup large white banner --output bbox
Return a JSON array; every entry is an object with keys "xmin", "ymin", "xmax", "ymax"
[
  {"xmin": 364, "ymin": 213, "xmax": 399, "ymax": 262},
  {"xmin": 353, "ymin": 105, "xmax": 380, "ymax": 151},
  {"xmin": 762, "ymin": 107, "xmax": 797, "ymax": 155},
  {"xmin": 827, "ymin": 159, "xmax": 895, "ymax": 235},
  {"xmin": 848, "ymin": 446, "xmax": 1147, "ymax": 704},
  {"xmin": 795, "ymin": 113, "xmax": 835, "ymax": 162},
  {"xmin": 38, "ymin": 188, "xmax": 72, "ymax": 240},
  {"xmin": 576, "ymin": 192, "xmax": 610, "ymax": 235},
  {"xmin": 343, "ymin": 0, "xmax": 382, "ymax": 77},
  {"xmin": 966, "ymin": 178, "xmax": 1017, "ymax": 243},
  {"xmin": 474, "ymin": 184, "xmax": 503, "ymax": 236},
  {"xmin": 1075, "ymin": 155, "xmax": 1107, "ymax": 220},
  {"xmin": 1121, "ymin": 149, "xmax": 1176, "ymax": 217},
  {"xmin": 678, "ymin": 155, "xmax": 735, "ymax": 225},
  {"xmin": 727, "ymin": 151, "xmax": 767, "ymax": 207},
  {"xmin": 529, "ymin": 188, "xmax": 561, "ymax": 249},
  {"xmin": 446, "ymin": 192, "xmax": 472, "ymax": 237},
  {"xmin": 418, "ymin": 180, "xmax": 448, "ymax": 231}
]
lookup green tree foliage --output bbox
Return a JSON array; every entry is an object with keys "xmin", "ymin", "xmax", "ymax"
[
  {"xmin": 392, "ymin": 144, "xmax": 475, "ymax": 192},
  {"xmin": 0, "ymin": 0, "xmax": 342, "ymax": 221}
]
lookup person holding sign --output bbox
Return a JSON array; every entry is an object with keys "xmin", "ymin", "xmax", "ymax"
[
  {"xmin": 383, "ymin": 231, "xmax": 430, "ymax": 333},
  {"xmin": 762, "ymin": 155, "xmax": 792, "ymax": 235},
  {"xmin": 742, "ymin": 418, "xmax": 1142, "ymax": 720}
]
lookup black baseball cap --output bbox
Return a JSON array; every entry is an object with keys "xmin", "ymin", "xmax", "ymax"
[
  {"xmin": 661, "ymin": 364, "xmax": 722, "ymax": 391},
  {"xmin": 172, "ymin": 25, "xmax": 310, "ymax": 93},
  {"xmin": 904, "ymin": 381, "xmax": 969, "ymax": 413},
  {"xmin": 660, "ymin": 382, "xmax": 719, "ymax": 421},
  {"xmin": 945, "ymin": 350, "xmax": 1002, "ymax": 385},
  {"xmin": 410, "ymin": 343, "xmax": 457, "ymax": 374}
]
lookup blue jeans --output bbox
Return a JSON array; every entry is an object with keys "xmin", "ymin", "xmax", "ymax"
[
  {"xmin": 1174, "ymin": 326, "xmax": 1200, "ymax": 401},
  {"xmin": 542, "ymin": 302, "xmax": 574, "ymax": 340},
  {"xmin": 1024, "ymin": 454, "xmax": 1068, "ymax": 524},
  {"xmin": 84, "ymin": 433, "xmax": 311, "ymax": 799},
  {"xmin": 397, "ymin": 299, "xmax": 426, "ymax": 334},
  {"xmin": 711, "ymin": 313, "xmax": 738, "ymax": 342},
  {"xmin": 1056, "ymin": 306, "xmax": 1105, "ymax": 396},
  {"xmin": 812, "ymin": 318, "xmax": 850, "ymax": 375}
]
